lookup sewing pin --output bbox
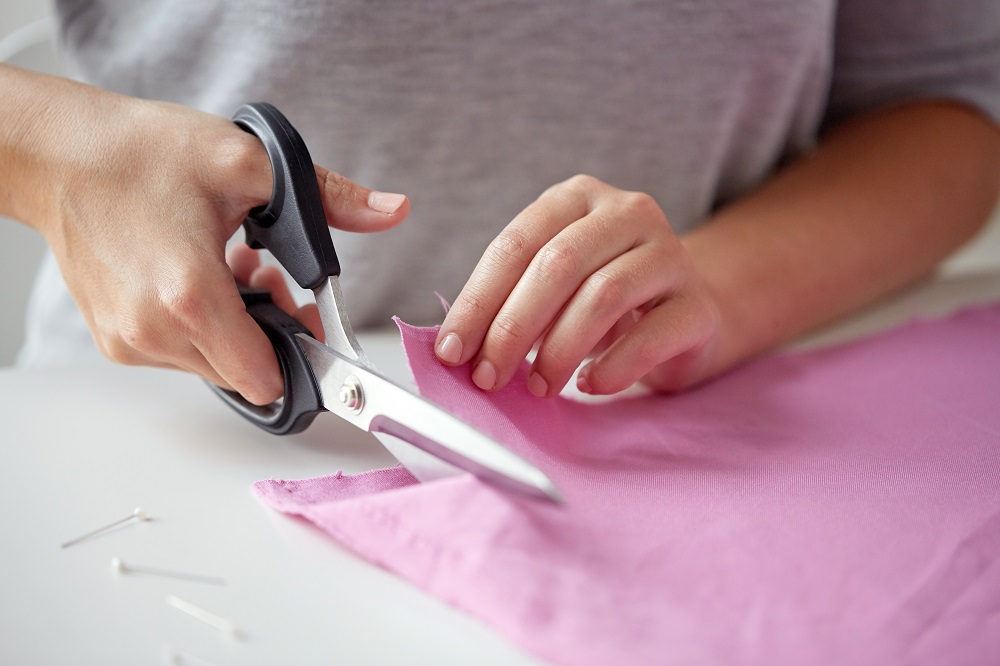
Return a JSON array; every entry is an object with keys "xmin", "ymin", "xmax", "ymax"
[
  {"xmin": 111, "ymin": 557, "xmax": 226, "ymax": 586},
  {"xmin": 60, "ymin": 507, "xmax": 150, "ymax": 549},
  {"xmin": 167, "ymin": 595, "xmax": 240, "ymax": 638}
]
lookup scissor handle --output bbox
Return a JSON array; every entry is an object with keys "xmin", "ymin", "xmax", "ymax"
[
  {"xmin": 209, "ymin": 103, "xmax": 335, "ymax": 435},
  {"xmin": 208, "ymin": 284, "xmax": 325, "ymax": 435},
  {"xmin": 232, "ymin": 102, "xmax": 341, "ymax": 289}
]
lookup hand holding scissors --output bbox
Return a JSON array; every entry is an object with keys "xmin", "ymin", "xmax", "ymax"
[{"xmin": 210, "ymin": 103, "xmax": 561, "ymax": 503}]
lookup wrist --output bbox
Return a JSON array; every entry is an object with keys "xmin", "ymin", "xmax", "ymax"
[{"xmin": 679, "ymin": 230, "xmax": 767, "ymax": 378}]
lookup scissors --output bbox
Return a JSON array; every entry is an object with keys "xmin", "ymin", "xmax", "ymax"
[{"xmin": 210, "ymin": 102, "xmax": 562, "ymax": 503}]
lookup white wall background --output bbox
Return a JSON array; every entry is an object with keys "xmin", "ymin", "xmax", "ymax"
[{"xmin": 1, "ymin": 0, "xmax": 61, "ymax": 365}]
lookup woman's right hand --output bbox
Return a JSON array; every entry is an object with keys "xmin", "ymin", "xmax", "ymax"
[{"xmin": 0, "ymin": 65, "xmax": 409, "ymax": 404}]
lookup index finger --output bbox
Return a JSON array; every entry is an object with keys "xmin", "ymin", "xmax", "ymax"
[
  {"xmin": 436, "ymin": 177, "xmax": 592, "ymax": 366},
  {"xmin": 183, "ymin": 264, "xmax": 285, "ymax": 406}
]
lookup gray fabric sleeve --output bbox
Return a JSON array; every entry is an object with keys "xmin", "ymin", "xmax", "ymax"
[{"xmin": 827, "ymin": 0, "xmax": 1000, "ymax": 127}]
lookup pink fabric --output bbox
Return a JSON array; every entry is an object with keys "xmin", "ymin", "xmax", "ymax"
[{"xmin": 254, "ymin": 306, "xmax": 1000, "ymax": 665}]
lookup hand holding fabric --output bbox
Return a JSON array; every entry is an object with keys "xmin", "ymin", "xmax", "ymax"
[
  {"xmin": 435, "ymin": 103, "xmax": 1000, "ymax": 400},
  {"xmin": 435, "ymin": 174, "xmax": 721, "ymax": 397}
]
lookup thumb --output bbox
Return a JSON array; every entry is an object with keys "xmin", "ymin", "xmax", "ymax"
[{"xmin": 314, "ymin": 165, "xmax": 409, "ymax": 233}]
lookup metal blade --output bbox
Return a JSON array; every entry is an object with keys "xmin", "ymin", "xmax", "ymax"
[
  {"xmin": 313, "ymin": 276, "xmax": 457, "ymax": 479},
  {"xmin": 297, "ymin": 334, "xmax": 563, "ymax": 503},
  {"xmin": 373, "ymin": 432, "xmax": 464, "ymax": 483},
  {"xmin": 313, "ymin": 276, "xmax": 369, "ymax": 365}
]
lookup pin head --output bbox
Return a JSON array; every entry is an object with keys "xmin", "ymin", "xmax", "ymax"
[{"xmin": 60, "ymin": 508, "xmax": 151, "ymax": 549}]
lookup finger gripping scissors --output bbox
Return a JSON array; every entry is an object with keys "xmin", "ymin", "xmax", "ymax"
[{"xmin": 210, "ymin": 102, "xmax": 562, "ymax": 503}]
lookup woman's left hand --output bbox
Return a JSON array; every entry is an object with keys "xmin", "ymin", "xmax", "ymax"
[{"xmin": 435, "ymin": 174, "xmax": 723, "ymax": 397}]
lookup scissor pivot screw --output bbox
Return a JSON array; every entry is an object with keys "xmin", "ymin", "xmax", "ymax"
[{"xmin": 339, "ymin": 376, "xmax": 364, "ymax": 413}]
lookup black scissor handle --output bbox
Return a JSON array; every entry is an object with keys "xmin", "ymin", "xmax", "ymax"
[
  {"xmin": 208, "ymin": 284, "xmax": 325, "ymax": 435},
  {"xmin": 232, "ymin": 102, "xmax": 341, "ymax": 289},
  {"xmin": 208, "ymin": 103, "xmax": 336, "ymax": 434}
]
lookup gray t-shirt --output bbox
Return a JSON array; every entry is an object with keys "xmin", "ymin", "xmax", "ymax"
[{"xmin": 19, "ymin": 0, "xmax": 1000, "ymax": 365}]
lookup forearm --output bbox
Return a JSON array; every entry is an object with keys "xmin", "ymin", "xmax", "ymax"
[
  {"xmin": 685, "ymin": 100, "xmax": 1000, "ymax": 375},
  {"xmin": 0, "ymin": 64, "xmax": 104, "ymax": 228},
  {"xmin": 0, "ymin": 64, "xmax": 274, "ymax": 243}
]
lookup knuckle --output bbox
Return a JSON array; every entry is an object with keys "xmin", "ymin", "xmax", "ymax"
[
  {"xmin": 542, "ymin": 174, "xmax": 596, "ymax": 205},
  {"xmin": 535, "ymin": 339, "xmax": 577, "ymax": 378},
  {"xmin": 565, "ymin": 173, "xmax": 598, "ymax": 191},
  {"xmin": 582, "ymin": 270, "xmax": 629, "ymax": 319},
  {"xmin": 450, "ymin": 287, "xmax": 493, "ymax": 326},
  {"xmin": 489, "ymin": 312, "xmax": 529, "ymax": 352},
  {"xmin": 462, "ymin": 291, "xmax": 491, "ymax": 318},
  {"xmin": 626, "ymin": 327, "xmax": 665, "ymax": 371},
  {"xmin": 158, "ymin": 280, "xmax": 208, "ymax": 333},
  {"xmin": 621, "ymin": 191, "xmax": 665, "ymax": 222},
  {"xmin": 102, "ymin": 315, "xmax": 154, "ymax": 364},
  {"xmin": 534, "ymin": 241, "xmax": 580, "ymax": 281},
  {"xmin": 487, "ymin": 228, "xmax": 531, "ymax": 266},
  {"xmin": 556, "ymin": 174, "xmax": 598, "ymax": 203},
  {"xmin": 96, "ymin": 331, "xmax": 135, "ymax": 365},
  {"xmin": 621, "ymin": 190, "xmax": 654, "ymax": 211},
  {"xmin": 320, "ymin": 168, "xmax": 351, "ymax": 202}
]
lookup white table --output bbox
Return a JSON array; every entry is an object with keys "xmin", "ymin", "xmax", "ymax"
[
  {"xmin": 1, "ymin": 333, "xmax": 545, "ymax": 665},
  {"xmin": 3, "ymin": 219, "xmax": 999, "ymax": 665}
]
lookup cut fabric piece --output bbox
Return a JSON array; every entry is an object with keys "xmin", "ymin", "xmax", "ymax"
[{"xmin": 254, "ymin": 305, "xmax": 1000, "ymax": 666}]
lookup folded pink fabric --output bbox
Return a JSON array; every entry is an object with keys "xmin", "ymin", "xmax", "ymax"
[{"xmin": 255, "ymin": 306, "xmax": 1000, "ymax": 665}]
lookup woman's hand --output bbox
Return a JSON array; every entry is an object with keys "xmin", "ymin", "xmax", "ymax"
[
  {"xmin": 435, "ymin": 174, "xmax": 722, "ymax": 397},
  {"xmin": 1, "ymin": 67, "xmax": 408, "ymax": 405}
]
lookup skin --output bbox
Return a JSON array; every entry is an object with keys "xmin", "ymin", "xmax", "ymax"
[
  {"xmin": 0, "ymin": 64, "xmax": 409, "ymax": 405},
  {"xmin": 435, "ymin": 101, "xmax": 1000, "ymax": 397}
]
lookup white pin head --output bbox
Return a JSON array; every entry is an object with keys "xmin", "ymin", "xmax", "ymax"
[
  {"xmin": 60, "ymin": 507, "xmax": 152, "ymax": 549},
  {"xmin": 107, "ymin": 558, "xmax": 225, "ymax": 586}
]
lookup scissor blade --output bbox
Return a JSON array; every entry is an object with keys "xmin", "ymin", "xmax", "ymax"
[
  {"xmin": 373, "ymin": 432, "xmax": 464, "ymax": 483},
  {"xmin": 297, "ymin": 334, "xmax": 563, "ymax": 503}
]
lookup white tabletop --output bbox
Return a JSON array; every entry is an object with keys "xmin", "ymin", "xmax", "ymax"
[
  {"xmin": 2, "ymin": 218, "xmax": 999, "ymax": 665},
  {"xmin": 1, "ymin": 333, "xmax": 544, "ymax": 665}
]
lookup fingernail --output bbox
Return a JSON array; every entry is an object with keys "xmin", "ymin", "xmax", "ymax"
[
  {"xmin": 472, "ymin": 360, "xmax": 497, "ymax": 391},
  {"xmin": 368, "ymin": 191, "xmax": 406, "ymax": 214},
  {"xmin": 527, "ymin": 372, "xmax": 548, "ymax": 398},
  {"xmin": 576, "ymin": 371, "xmax": 592, "ymax": 394},
  {"xmin": 436, "ymin": 333, "xmax": 463, "ymax": 364}
]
